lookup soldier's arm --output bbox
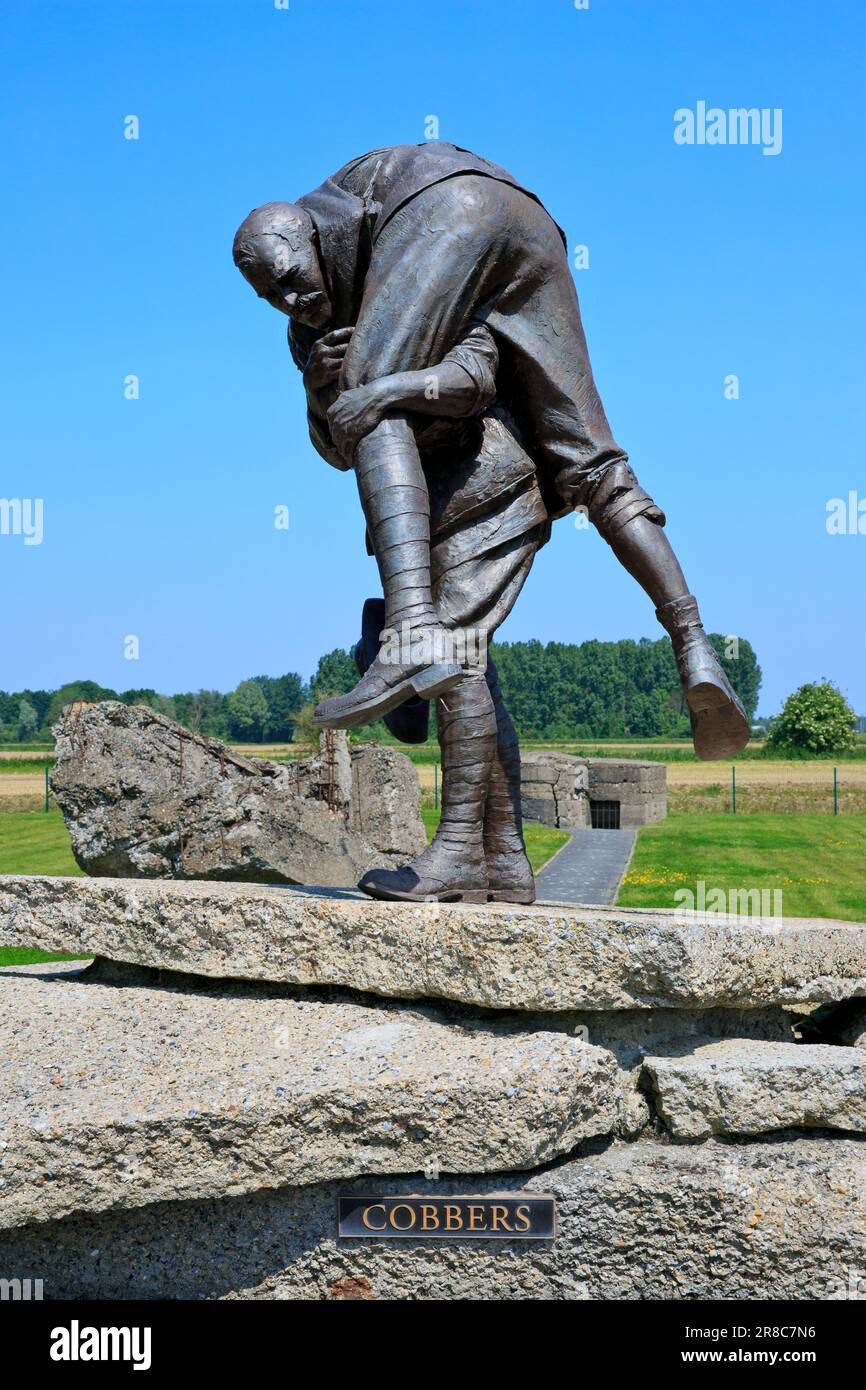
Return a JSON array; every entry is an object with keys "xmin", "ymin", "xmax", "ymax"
[{"xmin": 327, "ymin": 323, "xmax": 499, "ymax": 460}]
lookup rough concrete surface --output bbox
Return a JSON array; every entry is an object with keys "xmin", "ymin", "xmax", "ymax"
[
  {"xmin": 520, "ymin": 750, "xmax": 590, "ymax": 829},
  {"xmin": 520, "ymin": 751, "xmax": 666, "ymax": 830},
  {"xmin": 645, "ymin": 1040, "xmax": 866, "ymax": 1141},
  {"xmin": 0, "ymin": 971, "xmax": 621, "ymax": 1230},
  {"xmin": 3, "ymin": 1137, "xmax": 863, "ymax": 1301},
  {"xmin": 585, "ymin": 757, "xmax": 667, "ymax": 828},
  {"xmin": 3, "ymin": 874, "xmax": 866, "ymax": 1011}
]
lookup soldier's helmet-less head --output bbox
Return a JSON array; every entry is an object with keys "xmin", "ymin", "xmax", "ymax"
[{"xmin": 233, "ymin": 203, "xmax": 332, "ymax": 329}]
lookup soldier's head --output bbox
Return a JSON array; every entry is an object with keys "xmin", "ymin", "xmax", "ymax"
[{"xmin": 233, "ymin": 202, "xmax": 332, "ymax": 329}]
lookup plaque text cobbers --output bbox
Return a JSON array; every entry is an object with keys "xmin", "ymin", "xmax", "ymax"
[{"xmin": 337, "ymin": 1195, "xmax": 555, "ymax": 1240}]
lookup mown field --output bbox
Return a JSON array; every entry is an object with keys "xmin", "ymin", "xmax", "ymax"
[
  {"xmin": 0, "ymin": 812, "xmax": 87, "ymax": 965},
  {"xmin": 618, "ymin": 813, "xmax": 866, "ymax": 922}
]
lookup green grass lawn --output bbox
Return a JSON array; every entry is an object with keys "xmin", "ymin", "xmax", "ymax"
[
  {"xmin": 0, "ymin": 811, "xmax": 86, "ymax": 966},
  {"xmin": 618, "ymin": 813, "xmax": 866, "ymax": 922},
  {"xmin": 422, "ymin": 807, "xmax": 568, "ymax": 874},
  {"xmin": 0, "ymin": 810, "xmax": 84, "ymax": 877}
]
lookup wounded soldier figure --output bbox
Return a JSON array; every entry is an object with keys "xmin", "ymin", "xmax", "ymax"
[{"xmin": 234, "ymin": 141, "xmax": 749, "ymax": 903}]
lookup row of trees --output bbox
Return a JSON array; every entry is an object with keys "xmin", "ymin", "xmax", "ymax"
[
  {"xmin": 0, "ymin": 632, "xmax": 762, "ymax": 745},
  {"xmin": 0, "ymin": 676, "xmax": 307, "ymax": 745}
]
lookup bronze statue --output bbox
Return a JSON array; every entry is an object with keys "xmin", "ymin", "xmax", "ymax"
[{"xmin": 234, "ymin": 142, "xmax": 748, "ymax": 904}]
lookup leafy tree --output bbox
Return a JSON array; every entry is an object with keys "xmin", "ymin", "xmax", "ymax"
[
  {"xmin": 311, "ymin": 648, "xmax": 358, "ymax": 701},
  {"xmin": 17, "ymin": 698, "xmax": 39, "ymax": 741},
  {"xmin": 20, "ymin": 688, "xmax": 52, "ymax": 730},
  {"xmin": 149, "ymin": 694, "xmax": 178, "ymax": 721},
  {"xmin": 195, "ymin": 690, "xmax": 232, "ymax": 739},
  {"xmin": 227, "ymin": 679, "xmax": 269, "ymax": 741},
  {"xmin": 0, "ymin": 629, "xmax": 764, "ymax": 747},
  {"xmin": 767, "ymin": 681, "xmax": 856, "ymax": 754},
  {"xmin": 291, "ymin": 701, "xmax": 322, "ymax": 746},
  {"xmin": 118, "ymin": 688, "xmax": 160, "ymax": 708},
  {"xmin": 250, "ymin": 672, "xmax": 306, "ymax": 741},
  {"xmin": 45, "ymin": 680, "xmax": 119, "ymax": 729}
]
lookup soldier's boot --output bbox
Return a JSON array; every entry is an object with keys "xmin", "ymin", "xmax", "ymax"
[
  {"xmin": 589, "ymin": 462, "xmax": 749, "ymax": 761},
  {"xmin": 358, "ymin": 675, "xmax": 494, "ymax": 902},
  {"xmin": 655, "ymin": 594, "xmax": 750, "ymax": 759},
  {"xmin": 314, "ymin": 421, "xmax": 466, "ymax": 730},
  {"xmin": 483, "ymin": 661, "xmax": 535, "ymax": 904}
]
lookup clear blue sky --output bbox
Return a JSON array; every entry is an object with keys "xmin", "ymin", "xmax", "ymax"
[{"xmin": 1, "ymin": 0, "xmax": 863, "ymax": 715}]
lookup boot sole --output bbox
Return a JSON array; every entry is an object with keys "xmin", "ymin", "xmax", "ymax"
[
  {"xmin": 314, "ymin": 662, "xmax": 463, "ymax": 731},
  {"xmin": 359, "ymin": 880, "xmax": 488, "ymax": 904},
  {"xmin": 687, "ymin": 681, "xmax": 750, "ymax": 761},
  {"xmin": 487, "ymin": 888, "xmax": 537, "ymax": 904}
]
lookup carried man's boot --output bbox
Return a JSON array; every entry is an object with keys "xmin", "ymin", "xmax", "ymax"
[
  {"xmin": 315, "ymin": 419, "xmax": 467, "ymax": 730},
  {"xmin": 588, "ymin": 461, "xmax": 750, "ymax": 761},
  {"xmin": 655, "ymin": 594, "xmax": 749, "ymax": 759},
  {"xmin": 483, "ymin": 662, "xmax": 535, "ymax": 904},
  {"xmin": 353, "ymin": 597, "xmax": 431, "ymax": 743},
  {"xmin": 358, "ymin": 675, "xmax": 495, "ymax": 902}
]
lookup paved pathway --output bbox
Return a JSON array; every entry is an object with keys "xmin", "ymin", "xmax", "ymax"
[{"xmin": 536, "ymin": 828, "xmax": 635, "ymax": 906}]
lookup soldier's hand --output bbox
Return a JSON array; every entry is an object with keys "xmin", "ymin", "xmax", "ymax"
[
  {"xmin": 327, "ymin": 382, "xmax": 389, "ymax": 460},
  {"xmin": 303, "ymin": 327, "xmax": 354, "ymax": 392}
]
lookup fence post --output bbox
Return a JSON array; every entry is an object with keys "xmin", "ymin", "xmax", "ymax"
[
  {"xmin": 834, "ymin": 766, "xmax": 838, "ymax": 816},
  {"xmin": 732, "ymin": 765, "xmax": 736, "ymax": 815},
  {"xmin": 44, "ymin": 766, "xmax": 50, "ymax": 813},
  {"xmin": 434, "ymin": 764, "xmax": 439, "ymax": 811}
]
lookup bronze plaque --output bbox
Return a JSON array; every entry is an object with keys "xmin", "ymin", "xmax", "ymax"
[{"xmin": 337, "ymin": 1194, "xmax": 555, "ymax": 1240}]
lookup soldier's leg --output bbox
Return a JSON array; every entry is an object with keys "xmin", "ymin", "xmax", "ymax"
[
  {"xmin": 484, "ymin": 660, "xmax": 534, "ymax": 904},
  {"xmin": 497, "ymin": 264, "xmax": 749, "ymax": 756},
  {"xmin": 358, "ymin": 674, "xmax": 496, "ymax": 903}
]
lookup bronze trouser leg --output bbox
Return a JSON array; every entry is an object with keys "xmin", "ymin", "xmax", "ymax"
[
  {"xmin": 315, "ymin": 419, "xmax": 463, "ymax": 731},
  {"xmin": 585, "ymin": 462, "xmax": 688, "ymax": 610},
  {"xmin": 589, "ymin": 468, "xmax": 749, "ymax": 760},
  {"xmin": 484, "ymin": 661, "xmax": 524, "ymax": 853}
]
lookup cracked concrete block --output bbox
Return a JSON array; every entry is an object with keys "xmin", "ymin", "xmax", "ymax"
[
  {"xmin": 3, "ymin": 876, "xmax": 866, "ymax": 1011},
  {"xmin": 3, "ymin": 1137, "xmax": 865, "ymax": 1300},
  {"xmin": 0, "ymin": 971, "xmax": 621, "ymax": 1230},
  {"xmin": 645, "ymin": 1040, "xmax": 866, "ymax": 1140}
]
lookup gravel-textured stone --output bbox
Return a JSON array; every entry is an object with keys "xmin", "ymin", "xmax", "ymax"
[
  {"xmin": 645, "ymin": 1040, "xmax": 866, "ymax": 1140},
  {"xmin": 0, "ymin": 972, "xmax": 621, "ymax": 1230},
  {"xmin": 3, "ymin": 1136, "xmax": 864, "ymax": 1300},
  {"xmin": 49, "ymin": 701, "xmax": 424, "ymax": 887},
  {"xmin": 2, "ymin": 874, "xmax": 866, "ymax": 1011}
]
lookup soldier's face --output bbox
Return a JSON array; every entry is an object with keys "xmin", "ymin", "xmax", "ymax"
[{"xmin": 247, "ymin": 231, "xmax": 332, "ymax": 328}]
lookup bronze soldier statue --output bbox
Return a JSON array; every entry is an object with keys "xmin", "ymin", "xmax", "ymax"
[{"xmin": 234, "ymin": 142, "xmax": 749, "ymax": 904}]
